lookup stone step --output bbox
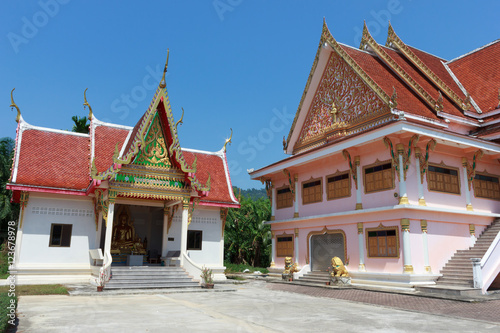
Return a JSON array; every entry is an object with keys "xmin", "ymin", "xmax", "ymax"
[
  {"xmin": 105, "ymin": 283, "xmax": 200, "ymax": 290},
  {"xmin": 298, "ymin": 276, "xmax": 330, "ymax": 283},
  {"xmin": 111, "ymin": 275, "xmax": 193, "ymax": 281},
  {"xmin": 415, "ymin": 285, "xmax": 481, "ymax": 297},
  {"xmin": 108, "ymin": 278, "xmax": 194, "ymax": 284},
  {"xmin": 437, "ymin": 277, "xmax": 473, "ymax": 285}
]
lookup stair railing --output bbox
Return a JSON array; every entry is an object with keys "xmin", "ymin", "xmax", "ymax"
[
  {"xmin": 100, "ymin": 250, "xmax": 113, "ymax": 287},
  {"xmin": 182, "ymin": 252, "xmax": 202, "ymax": 283},
  {"xmin": 473, "ymin": 229, "xmax": 500, "ymax": 293}
]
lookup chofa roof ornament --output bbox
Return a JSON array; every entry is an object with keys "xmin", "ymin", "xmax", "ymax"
[
  {"xmin": 10, "ymin": 88, "xmax": 21, "ymax": 123},
  {"xmin": 83, "ymin": 88, "xmax": 93, "ymax": 120}
]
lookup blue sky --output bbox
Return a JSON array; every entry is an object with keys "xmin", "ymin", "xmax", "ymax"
[{"xmin": 1, "ymin": 1, "xmax": 499, "ymax": 189}]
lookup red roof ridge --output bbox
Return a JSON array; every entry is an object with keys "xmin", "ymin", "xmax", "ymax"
[
  {"xmin": 446, "ymin": 39, "xmax": 500, "ymax": 64},
  {"xmin": 18, "ymin": 117, "xmax": 90, "ymax": 138},
  {"xmin": 91, "ymin": 115, "xmax": 134, "ymax": 131}
]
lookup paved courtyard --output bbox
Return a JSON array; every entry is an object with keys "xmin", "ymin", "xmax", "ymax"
[{"xmin": 16, "ymin": 281, "xmax": 500, "ymax": 332}]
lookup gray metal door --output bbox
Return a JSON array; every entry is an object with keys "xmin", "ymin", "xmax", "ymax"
[{"xmin": 311, "ymin": 233, "xmax": 345, "ymax": 271}]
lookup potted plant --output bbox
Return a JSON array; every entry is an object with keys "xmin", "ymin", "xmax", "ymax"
[
  {"xmin": 95, "ymin": 268, "xmax": 108, "ymax": 292},
  {"xmin": 200, "ymin": 266, "xmax": 214, "ymax": 289}
]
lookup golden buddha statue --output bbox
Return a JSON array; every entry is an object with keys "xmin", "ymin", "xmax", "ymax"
[{"xmin": 111, "ymin": 209, "xmax": 146, "ymax": 254}]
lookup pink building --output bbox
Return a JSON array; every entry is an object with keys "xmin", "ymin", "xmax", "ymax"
[{"xmin": 250, "ymin": 21, "xmax": 500, "ymax": 294}]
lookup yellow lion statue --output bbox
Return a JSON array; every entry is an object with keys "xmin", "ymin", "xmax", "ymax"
[
  {"xmin": 282, "ymin": 257, "xmax": 298, "ymax": 279},
  {"xmin": 330, "ymin": 256, "xmax": 348, "ymax": 277}
]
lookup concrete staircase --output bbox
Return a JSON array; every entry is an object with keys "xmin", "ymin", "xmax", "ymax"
[
  {"xmin": 297, "ymin": 271, "xmax": 331, "ymax": 285},
  {"xmin": 105, "ymin": 266, "xmax": 200, "ymax": 290},
  {"xmin": 434, "ymin": 218, "xmax": 500, "ymax": 289}
]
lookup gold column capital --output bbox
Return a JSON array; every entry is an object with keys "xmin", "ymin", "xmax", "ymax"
[
  {"xmin": 462, "ymin": 157, "xmax": 468, "ymax": 167},
  {"xmin": 469, "ymin": 224, "xmax": 475, "ymax": 236},
  {"xmin": 401, "ymin": 218, "xmax": 410, "ymax": 231},
  {"xmin": 415, "ymin": 147, "xmax": 421, "ymax": 158},
  {"xmin": 294, "ymin": 174, "xmax": 298, "ymax": 182},
  {"xmin": 396, "ymin": 143, "xmax": 405, "ymax": 155},
  {"xmin": 420, "ymin": 219, "xmax": 427, "ymax": 233},
  {"xmin": 354, "ymin": 155, "xmax": 360, "ymax": 166},
  {"xmin": 357, "ymin": 222, "xmax": 363, "ymax": 234},
  {"xmin": 107, "ymin": 189, "xmax": 118, "ymax": 204},
  {"xmin": 294, "ymin": 228, "xmax": 299, "ymax": 237},
  {"xmin": 271, "ymin": 231, "xmax": 275, "ymax": 238}
]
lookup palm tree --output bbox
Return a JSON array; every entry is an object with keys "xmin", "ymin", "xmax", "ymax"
[
  {"xmin": 224, "ymin": 195, "xmax": 271, "ymax": 267},
  {"xmin": 71, "ymin": 115, "xmax": 90, "ymax": 134}
]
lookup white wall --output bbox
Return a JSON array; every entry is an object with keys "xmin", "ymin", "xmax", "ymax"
[
  {"xmin": 20, "ymin": 193, "xmax": 96, "ymax": 266},
  {"xmin": 187, "ymin": 207, "xmax": 223, "ymax": 266}
]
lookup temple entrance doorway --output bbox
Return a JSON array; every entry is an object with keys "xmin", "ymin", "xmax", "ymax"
[
  {"xmin": 109, "ymin": 204, "xmax": 165, "ymax": 265},
  {"xmin": 310, "ymin": 233, "xmax": 345, "ymax": 271}
]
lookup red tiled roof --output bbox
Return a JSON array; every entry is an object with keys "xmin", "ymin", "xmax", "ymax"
[
  {"xmin": 340, "ymin": 45, "xmax": 439, "ymax": 120},
  {"xmin": 408, "ymin": 46, "xmax": 466, "ymax": 101},
  {"xmin": 183, "ymin": 150, "xmax": 237, "ymax": 205},
  {"xmin": 16, "ymin": 129, "xmax": 90, "ymax": 190},
  {"xmin": 448, "ymin": 40, "xmax": 500, "ymax": 113},
  {"xmin": 94, "ymin": 125, "xmax": 130, "ymax": 173}
]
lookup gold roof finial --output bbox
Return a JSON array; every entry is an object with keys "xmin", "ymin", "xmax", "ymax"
[
  {"xmin": 10, "ymin": 88, "xmax": 21, "ymax": 123},
  {"xmin": 83, "ymin": 88, "xmax": 93, "ymax": 120},
  {"xmin": 435, "ymin": 91, "xmax": 443, "ymax": 112},
  {"xmin": 175, "ymin": 107, "xmax": 184, "ymax": 132},
  {"xmin": 223, "ymin": 128, "xmax": 233, "ymax": 152},
  {"xmin": 359, "ymin": 21, "xmax": 369, "ymax": 50},
  {"xmin": 159, "ymin": 49, "xmax": 169, "ymax": 89}
]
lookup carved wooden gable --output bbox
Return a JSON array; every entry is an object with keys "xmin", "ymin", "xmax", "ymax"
[
  {"xmin": 133, "ymin": 112, "xmax": 173, "ymax": 168},
  {"xmin": 294, "ymin": 52, "xmax": 390, "ymax": 153}
]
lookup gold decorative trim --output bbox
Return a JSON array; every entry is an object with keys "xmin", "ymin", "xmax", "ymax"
[
  {"xmin": 19, "ymin": 191, "xmax": 29, "ymax": 228},
  {"xmin": 420, "ymin": 219, "xmax": 427, "ymax": 233},
  {"xmin": 362, "ymin": 23, "xmax": 438, "ymax": 113},
  {"xmin": 398, "ymin": 196, "xmax": 409, "ymax": 205},
  {"xmin": 386, "ymin": 23, "xmax": 468, "ymax": 111},
  {"xmin": 424, "ymin": 266, "xmax": 432, "ymax": 273},
  {"xmin": 293, "ymin": 212, "xmax": 299, "ymax": 218},
  {"xmin": 357, "ymin": 222, "xmax": 363, "ymax": 234},
  {"xmin": 469, "ymin": 224, "xmax": 475, "ymax": 236},
  {"xmin": 286, "ymin": 20, "xmax": 393, "ymax": 152},
  {"xmin": 294, "ymin": 228, "xmax": 299, "ymax": 237},
  {"xmin": 355, "ymin": 203, "xmax": 363, "ymax": 210},
  {"xmin": 282, "ymin": 169, "xmax": 296, "ymax": 201},
  {"xmin": 306, "ymin": 227, "xmax": 347, "ymax": 266},
  {"xmin": 415, "ymin": 139, "xmax": 437, "ymax": 184},
  {"xmin": 342, "ymin": 150, "xmax": 358, "ymax": 190},
  {"xmin": 222, "ymin": 128, "xmax": 232, "ymax": 152},
  {"xmin": 401, "ymin": 218, "xmax": 410, "ymax": 232},
  {"xmin": 403, "ymin": 265, "xmax": 414, "ymax": 274},
  {"xmin": 463, "ymin": 150, "xmax": 484, "ymax": 191},
  {"xmin": 83, "ymin": 88, "xmax": 93, "ymax": 120},
  {"xmin": 10, "ymin": 88, "xmax": 21, "ymax": 123},
  {"xmin": 418, "ymin": 198, "xmax": 427, "ymax": 206}
]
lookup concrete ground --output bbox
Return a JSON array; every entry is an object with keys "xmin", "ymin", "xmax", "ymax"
[{"xmin": 15, "ymin": 280, "xmax": 500, "ymax": 332}]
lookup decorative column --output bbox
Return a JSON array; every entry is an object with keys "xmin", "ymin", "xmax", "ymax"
[
  {"xmin": 462, "ymin": 158, "xmax": 473, "ymax": 211},
  {"xmin": 271, "ymin": 186, "xmax": 276, "ymax": 221},
  {"xmin": 415, "ymin": 148, "xmax": 426, "ymax": 206},
  {"xmin": 162, "ymin": 205, "xmax": 170, "ymax": 258},
  {"xmin": 180, "ymin": 199, "xmax": 189, "ymax": 265},
  {"xmin": 14, "ymin": 191, "xmax": 29, "ymax": 265},
  {"xmin": 397, "ymin": 144, "xmax": 409, "ymax": 205},
  {"xmin": 469, "ymin": 224, "xmax": 477, "ymax": 247},
  {"xmin": 401, "ymin": 218, "xmax": 413, "ymax": 273},
  {"xmin": 421, "ymin": 220, "xmax": 431, "ymax": 273},
  {"xmin": 294, "ymin": 228, "xmax": 299, "ymax": 265},
  {"xmin": 357, "ymin": 222, "xmax": 366, "ymax": 271},
  {"xmin": 95, "ymin": 211, "xmax": 103, "ymax": 249},
  {"xmin": 294, "ymin": 175, "xmax": 299, "ymax": 218},
  {"xmin": 270, "ymin": 231, "xmax": 276, "ymax": 267},
  {"xmin": 355, "ymin": 156, "xmax": 363, "ymax": 210},
  {"xmin": 103, "ymin": 191, "xmax": 117, "ymax": 265}
]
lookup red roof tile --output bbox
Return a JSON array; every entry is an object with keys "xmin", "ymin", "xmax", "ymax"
[
  {"xmin": 183, "ymin": 150, "xmax": 237, "ymax": 205},
  {"xmin": 16, "ymin": 129, "xmax": 90, "ymax": 190},
  {"xmin": 340, "ymin": 45, "xmax": 439, "ymax": 120},
  {"xmin": 94, "ymin": 125, "xmax": 130, "ymax": 173},
  {"xmin": 448, "ymin": 40, "xmax": 500, "ymax": 113}
]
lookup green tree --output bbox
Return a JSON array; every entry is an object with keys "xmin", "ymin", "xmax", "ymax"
[
  {"xmin": 71, "ymin": 115, "xmax": 90, "ymax": 134},
  {"xmin": 0, "ymin": 138, "xmax": 19, "ymax": 239},
  {"xmin": 224, "ymin": 195, "xmax": 272, "ymax": 267}
]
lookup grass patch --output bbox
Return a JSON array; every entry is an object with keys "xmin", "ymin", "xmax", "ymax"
[
  {"xmin": 224, "ymin": 262, "xmax": 269, "ymax": 274},
  {"xmin": 0, "ymin": 252, "xmax": 9, "ymax": 279},
  {"xmin": 0, "ymin": 284, "xmax": 69, "ymax": 296}
]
